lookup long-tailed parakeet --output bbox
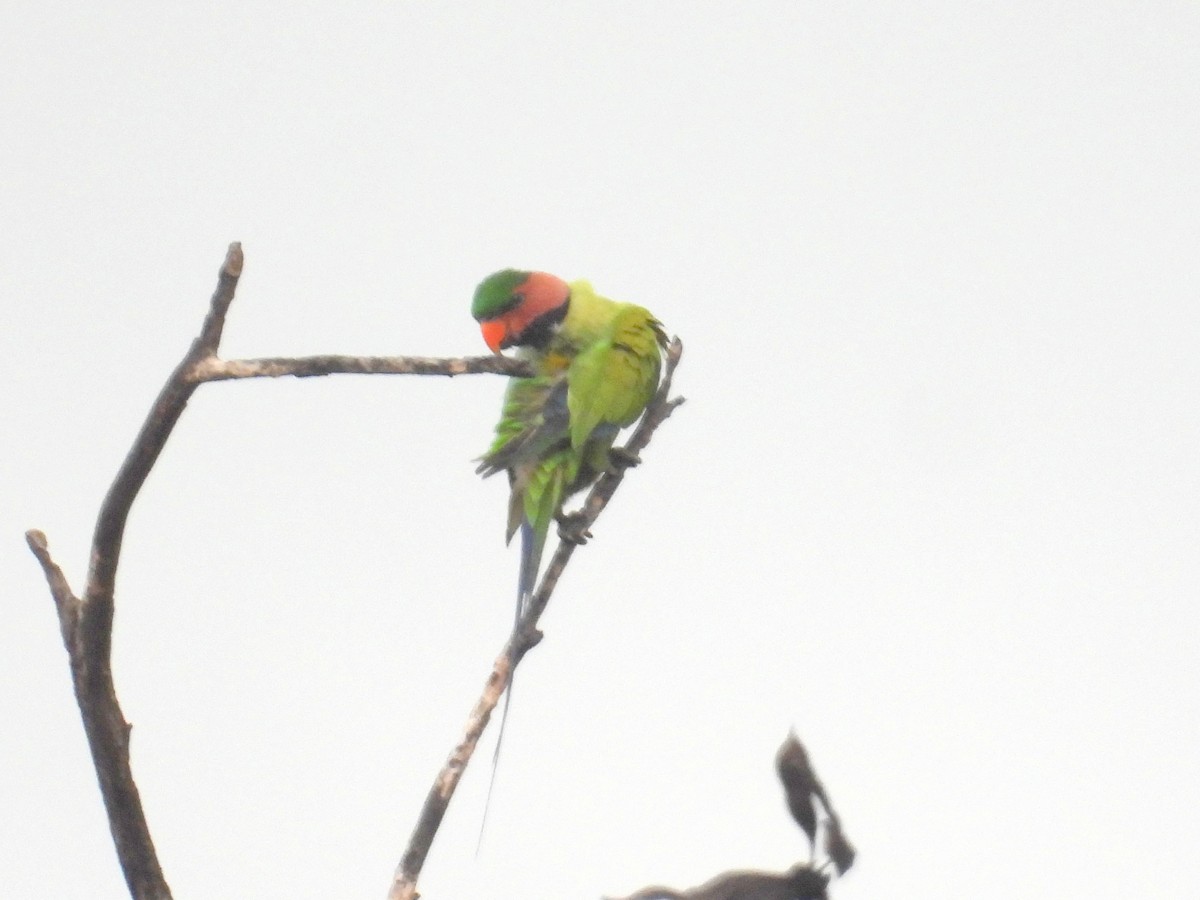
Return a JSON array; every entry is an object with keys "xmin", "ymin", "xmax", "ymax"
[
  {"xmin": 470, "ymin": 268, "xmax": 667, "ymax": 826},
  {"xmin": 472, "ymin": 268, "xmax": 668, "ymax": 618}
]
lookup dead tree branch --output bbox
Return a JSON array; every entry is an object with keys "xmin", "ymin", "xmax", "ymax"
[
  {"xmin": 27, "ymin": 243, "xmax": 684, "ymax": 900},
  {"xmin": 22, "ymin": 242, "xmax": 248, "ymax": 900},
  {"xmin": 387, "ymin": 339, "xmax": 685, "ymax": 900},
  {"xmin": 605, "ymin": 735, "xmax": 852, "ymax": 900},
  {"xmin": 606, "ymin": 865, "xmax": 829, "ymax": 900},
  {"xmin": 188, "ymin": 352, "xmax": 530, "ymax": 382}
]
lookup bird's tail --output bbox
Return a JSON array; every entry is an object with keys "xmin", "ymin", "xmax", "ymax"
[{"xmin": 477, "ymin": 520, "xmax": 543, "ymax": 853}]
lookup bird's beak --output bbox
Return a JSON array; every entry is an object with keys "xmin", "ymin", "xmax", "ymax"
[{"xmin": 480, "ymin": 319, "xmax": 506, "ymax": 354}]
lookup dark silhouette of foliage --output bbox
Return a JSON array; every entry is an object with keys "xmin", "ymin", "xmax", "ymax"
[{"xmin": 608, "ymin": 733, "xmax": 853, "ymax": 900}]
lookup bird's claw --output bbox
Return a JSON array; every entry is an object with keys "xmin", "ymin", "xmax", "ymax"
[
  {"xmin": 607, "ymin": 446, "xmax": 642, "ymax": 473},
  {"xmin": 556, "ymin": 511, "xmax": 593, "ymax": 546},
  {"xmin": 512, "ymin": 626, "xmax": 544, "ymax": 660}
]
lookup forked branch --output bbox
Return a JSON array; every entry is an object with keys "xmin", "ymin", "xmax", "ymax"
[
  {"xmin": 26, "ymin": 244, "xmax": 684, "ymax": 900},
  {"xmin": 23, "ymin": 243, "xmax": 248, "ymax": 900}
]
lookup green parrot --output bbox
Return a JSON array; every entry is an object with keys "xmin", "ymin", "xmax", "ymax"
[
  {"xmin": 470, "ymin": 268, "xmax": 667, "ymax": 829},
  {"xmin": 472, "ymin": 268, "xmax": 668, "ymax": 619}
]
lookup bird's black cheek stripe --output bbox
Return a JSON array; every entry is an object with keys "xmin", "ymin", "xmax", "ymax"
[{"xmin": 514, "ymin": 300, "xmax": 570, "ymax": 349}]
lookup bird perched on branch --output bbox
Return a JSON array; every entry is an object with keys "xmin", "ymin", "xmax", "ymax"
[
  {"xmin": 470, "ymin": 268, "xmax": 667, "ymax": 831},
  {"xmin": 472, "ymin": 268, "xmax": 667, "ymax": 623}
]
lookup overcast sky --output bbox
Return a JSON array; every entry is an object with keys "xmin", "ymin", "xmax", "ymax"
[{"xmin": 3, "ymin": 3, "xmax": 1198, "ymax": 899}]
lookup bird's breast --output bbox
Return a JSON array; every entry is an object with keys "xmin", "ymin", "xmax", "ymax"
[{"xmin": 541, "ymin": 350, "xmax": 573, "ymax": 374}]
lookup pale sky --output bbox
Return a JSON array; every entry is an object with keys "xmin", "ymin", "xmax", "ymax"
[{"xmin": 3, "ymin": 4, "xmax": 1198, "ymax": 899}]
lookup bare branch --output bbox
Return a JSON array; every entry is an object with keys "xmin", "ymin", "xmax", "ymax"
[
  {"xmin": 189, "ymin": 352, "xmax": 532, "ymax": 382},
  {"xmin": 27, "ymin": 243, "xmax": 245, "ymax": 900},
  {"xmin": 387, "ymin": 339, "xmax": 686, "ymax": 900},
  {"xmin": 26, "ymin": 530, "xmax": 81, "ymax": 651},
  {"xmin": 27, "ymin": 529, "xmax": 172, "ymax": 900},
  {"xmin": 28, "ymin": 241, "xmax": 680, "ymax": 900}
]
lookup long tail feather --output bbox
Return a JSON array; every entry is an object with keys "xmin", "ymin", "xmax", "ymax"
[
  {"xmin": 515, "ymin": 520, "xmax": 540, "ymax": 625},
  {"xmin": 477, "ymin": 521, "xmax": 542, "ymax": 853}
]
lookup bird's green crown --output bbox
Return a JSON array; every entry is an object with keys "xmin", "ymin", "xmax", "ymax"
[{"xmin": 472, "ymin": 269, "xmax": 531, "ymax": 322}]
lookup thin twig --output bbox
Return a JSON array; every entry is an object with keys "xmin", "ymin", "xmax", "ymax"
[
  {"xmin": 387, "ymin": 339, "xmax": 685, "ymax": 900},
  {"xmin": 26, "ymin": 530, "xmax": 81, "ymax": 652},
  {"xmin": 189, "ymin": 353, "xmax": 532, "ymax": 382}
]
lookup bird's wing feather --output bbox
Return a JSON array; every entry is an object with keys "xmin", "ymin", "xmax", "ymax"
[
  {"xmin": 567, "ymin": 305, "xmax": 666, "ymax": 450},
  {"xmin": 476, "ymin": 376, "xmax": 571, "ymax": 478}
]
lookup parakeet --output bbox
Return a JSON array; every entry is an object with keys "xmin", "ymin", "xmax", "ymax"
[
  {"xmin": 471, "ymin": 268, "xmax": 667, "ymax": 832},
  {"xmin": 472, "ymin": 268, "xmax": 668, "ymax": 620}
]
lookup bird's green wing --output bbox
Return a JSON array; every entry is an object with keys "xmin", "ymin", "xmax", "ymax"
[
  {"xmin": 476, "ymin": 374, "xmax": 569, "ymax": 480},
  {"xmin": 567, "ymin": 304, "xmax": 667, "ymax": 450}
]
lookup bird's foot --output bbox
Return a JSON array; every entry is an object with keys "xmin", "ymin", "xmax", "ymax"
[
  {"xmin": 607, "ymin": 446, "xmax": 642, "ymax": 474},
  {"xmin": 556, "ymin": 511, "xmax": 593, "ymax": 546},
  {"xmin": 512, "ymin": 625, "xmax": 544, "ymax": 661}
]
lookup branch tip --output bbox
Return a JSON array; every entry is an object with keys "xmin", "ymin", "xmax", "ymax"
[
  {"xmin": 667, "ymin": 335, "xmax": 684, "ymax": 364},
  {"xmin": 223, "ymin": 242, "xmax": 244, "ymax": 277},
  {"xmin": 26, "ymin": 529, "xmax": 48, "ymax": 552},
  {"xmin": 25, "ymin": 528, "xmax": 75, "ymax": 606}
]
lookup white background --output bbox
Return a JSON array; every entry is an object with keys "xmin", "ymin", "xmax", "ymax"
[{"xmin": 3, "ymin": 4, "xmax": 1197, "ymax": 898}]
